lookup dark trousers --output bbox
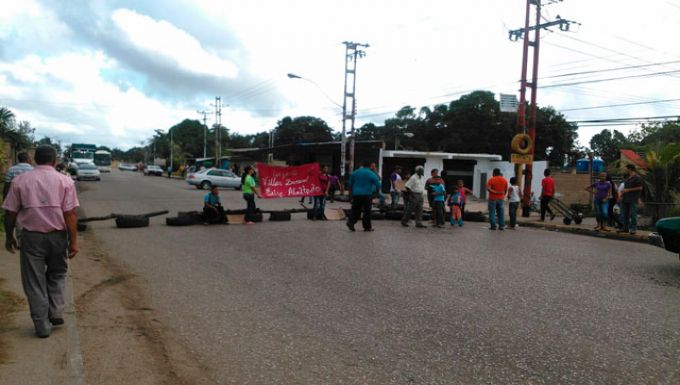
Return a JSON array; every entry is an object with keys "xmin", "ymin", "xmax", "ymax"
[
  {"xmin": 313, "ymin": 195, "xmax": 326, "ymax": 219},
  {"xmin": 328, "ymin": 186, "xmax": 337, "ymax": 202},
  {"xmin": 20, "ymin": 230, "xmax": 68, "ymax": 334},
  {"xmin": 203, "ymin": 205, "xmax": 226, "ymax": 224},
  {"xmin": 243, "ymin": 193, "xmax": 256, "ymax": 220},
  {"xmin": 348, "ymin": 195, "xmax": 373, "ymax": 230},
  {"xmin": 540, "ymin": 196, "xmax": 554, "ymax": 220},
  {"xmin": 433, "ymin": 201, "xmax": 445, "ymax": 226}
]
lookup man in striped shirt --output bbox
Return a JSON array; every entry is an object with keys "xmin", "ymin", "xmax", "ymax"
[{"xmin": 3, "ymin": 152, "xmax": 33, "ymax": 199}]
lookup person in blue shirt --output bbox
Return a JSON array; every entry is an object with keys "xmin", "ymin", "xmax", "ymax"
[
  {"xmin": 203, "ymin": 185, "xmax": 226, "ymax": 224},
  {"xmin": 431, "ymin": 176, "xmax": 446, "ymax": 228},
  {"xmin": 346, "ymin": 160, "xmax": 383, "ymax": 232}
]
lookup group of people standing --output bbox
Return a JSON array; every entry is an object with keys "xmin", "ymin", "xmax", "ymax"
[{"xmin": 586, "ymin": 164, "xmax": 643, "ymax": 234}]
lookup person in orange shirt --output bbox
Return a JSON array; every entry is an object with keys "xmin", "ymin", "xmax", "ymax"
[{"xmin": 486, "ymin": 168, "xmax": 509, "ymax": 230}]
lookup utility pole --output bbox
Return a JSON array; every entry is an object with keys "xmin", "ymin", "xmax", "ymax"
[
  {"xmin": 213, "ymin": 97, "xmax": 222, "ymax": 168},
  {"xmin": 197, "ymin": 110, "xmax": 209, "ymax": 158},
  {"xmin": 509, "ymin": 1, "xmax": 577, "ymax": 216},
  {"xmin": 341, "ymin": 41, "xmax": 369, "ymax": 176}
]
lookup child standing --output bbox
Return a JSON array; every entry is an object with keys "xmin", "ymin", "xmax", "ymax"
[
  {"xmin": 447, "ymin": 187, "xmax": 464, "ymax": 227},
  {"xmin": 507, "ymin": 177, "xmax": 522, "ymax": 229},
  {"xmin": 431, "ymin": 177, "xmax": 446, "ymax": 228}
]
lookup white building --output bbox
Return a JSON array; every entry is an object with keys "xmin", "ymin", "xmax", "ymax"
[{"xmin": 379, "ymin": 149, "xmax": 547, "ymax": 199}]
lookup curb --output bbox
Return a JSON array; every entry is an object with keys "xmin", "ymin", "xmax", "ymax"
[{"xmin": 518, "ymin": 221, "xmax": 648, "ymax": 244}]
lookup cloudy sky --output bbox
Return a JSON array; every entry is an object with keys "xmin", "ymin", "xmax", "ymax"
[{"xmin": 1, "ymin": 0, "xmax": 679, "ymax": 150}]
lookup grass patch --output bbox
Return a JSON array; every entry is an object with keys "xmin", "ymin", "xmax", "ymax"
[{"xmin": 0, "ymin": 278, "xmax": 24, "ymax": 363}]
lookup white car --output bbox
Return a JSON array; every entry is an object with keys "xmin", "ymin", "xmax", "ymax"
[
  {"xmin": 186, "ymin": 168, "xmax": 241, "ymax": 189},
  {"xmin": 118, "ymin": 163, "xmax": 137, "ymax": 171},
  {"xmin": 76, "ymin": 163, "xmax": 101, "ymax": 181}
]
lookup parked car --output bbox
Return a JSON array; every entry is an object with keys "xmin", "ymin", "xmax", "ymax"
[
  {"xmin": 144, "ymin": 165, "xmax": 164, "ymax": 176},
  {"xmin": 118, "ymin": 163, "xmax": 136, "ymax": 171},
  {"xmin": 649, "ymin": 217, "xmax": 680, "ymax": 260},
  {"xmin": 76, "ymin": 163, "xmax": 101, "ymax": 181},
  {"xmin": 186, "ymin": 168, "xmax": 241, "ymax": 189}
]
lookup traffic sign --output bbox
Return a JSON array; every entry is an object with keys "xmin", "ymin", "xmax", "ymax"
[{"xmin": 511, "ymin": 153, "xmax": 533, "ymax": 164}]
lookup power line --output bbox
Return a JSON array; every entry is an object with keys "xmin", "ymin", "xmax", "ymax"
[
  {"xmin": 541, "ymin": 59, "xmax": 680, "ymax": 80},
  {"xmin": 541, "ymin": 68, "xmax": 680, "ymax": 88},
  {"xmin": 560, "ymin": 98, "xmax": 680, "ymax": 112}
]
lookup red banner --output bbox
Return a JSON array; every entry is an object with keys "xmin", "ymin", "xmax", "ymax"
[{"xmin": 257, "ymin": 162, "xmax": 323, "ymax": 198}]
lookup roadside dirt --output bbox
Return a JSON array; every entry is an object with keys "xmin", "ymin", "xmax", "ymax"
[
  {"xmin": 0, "ymin": 278, "xmax": 24, "ymax": 364},
  {"xmin": 73, "ymin": 230, "xmax": 218, "ymax": 385}
]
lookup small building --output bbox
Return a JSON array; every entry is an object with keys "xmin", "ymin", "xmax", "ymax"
[{"xmin": 379, "ymin": 149, "xmax": 547, "ymax": 199}]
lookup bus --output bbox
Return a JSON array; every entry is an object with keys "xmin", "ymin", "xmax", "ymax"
[{"xmin": 94, "ymin": 150, "xmax": 112, "ymax": 172}]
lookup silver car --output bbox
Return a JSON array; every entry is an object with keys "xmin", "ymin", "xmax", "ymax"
[
  {"xmin": 186, "ymin": 168, "xmax": 241, "ymax": 190},
  {"xmin": 76, "ymin": 163, "xmax": 101, "ymax": 181}
]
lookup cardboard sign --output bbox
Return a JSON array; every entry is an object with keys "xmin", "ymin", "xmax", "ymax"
[
  {"xmin": 511, "ymin": 153, "xmax": 533, "ymax": 164},
  {"xmin": 257, "ymin": 162, "xmax": 324, "ymax": 198}
]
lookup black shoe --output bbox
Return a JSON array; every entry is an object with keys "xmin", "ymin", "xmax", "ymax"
[
  {"xmin": 364, "ymin": 228, "xmax": 374, "ymax": 232},
  {"xmin": 346, "ymin": 222, "xmax": 355, "ymax": 232},
  {"xmin": 416, "ymin": 224, "xmax": 427, "ymax": 228},
  {"xmin": 550, "ymin": 214, "xmax": 556, "ymax": 220},
  {"xmin": 49, "ymin": 318, "xmax": 64, "ymax": 326},
  {"xmin": 499, "ymin": 227, "xmax": 505, "ymax": 231}
]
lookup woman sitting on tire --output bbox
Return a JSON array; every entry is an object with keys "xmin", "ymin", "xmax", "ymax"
[
  {"xmin": 241, "ymin": 166, "xmax": 261, "ymax": 225},
  {"xmin": 204, "ymin": 185, "xmax": 226, "ymax": 224}
]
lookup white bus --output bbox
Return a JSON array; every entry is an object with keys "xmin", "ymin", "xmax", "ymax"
[{"xmin": 94, "ymin": 150, "xmax": 112, "ymax": 172}]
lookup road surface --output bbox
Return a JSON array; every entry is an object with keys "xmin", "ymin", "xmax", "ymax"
[{"xmin": 76, "ymin": 170, "xmax": 680, "ymax": 385}]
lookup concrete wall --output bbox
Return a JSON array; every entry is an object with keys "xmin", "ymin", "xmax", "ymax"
[
  {"xmin": 551, "ymin": 172, "xmax": 592, "ymax": 205},
  {"xmin": 471, "ymin": 160, "xmax": 547, "ymax": 199}
]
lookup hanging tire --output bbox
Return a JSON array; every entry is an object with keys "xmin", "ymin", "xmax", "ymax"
[
  {"xmin": 269, "ymin": 212, "xmax": 291, "ymax": 221},
  {"xmin": 511, "ymin": 133, "xmax": 533, "ymax": 155},
  {"xmin": 115, "ymin": 215, "xmax": 150, "ymax": 228}
]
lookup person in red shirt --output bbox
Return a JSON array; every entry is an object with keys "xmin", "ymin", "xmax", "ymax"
[
  {"xmin": 312, "ymin": 165, "xmax": 331, "ymax": 220},
  {"xmin": 486, "ymin": 168, "xmax": 508, "ymax": 230},
  {"xmin": 540, "ymin": 168, "xmax": 556, "ymax": 221}
]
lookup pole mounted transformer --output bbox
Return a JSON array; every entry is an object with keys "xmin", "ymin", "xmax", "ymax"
[{"xmin": 341, "ymin": 41, "xmax": 369, "ymax": 177}]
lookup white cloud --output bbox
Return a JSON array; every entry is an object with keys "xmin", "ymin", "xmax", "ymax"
[{"xmin": 111, "ymin": 8, "xmax": 239, "ymax": 79}]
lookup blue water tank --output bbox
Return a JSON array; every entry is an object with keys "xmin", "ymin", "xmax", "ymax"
[{"xmin": 576, "ymin": 158, "xmax": 605, "ymax": 173}]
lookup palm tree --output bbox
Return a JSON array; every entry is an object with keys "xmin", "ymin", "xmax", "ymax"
[
  {"xmin": 641, "ymin": 143, "xmax": 680, "ymax": 221},
  {"xmin": 0, "ymin": 107, "xmax": 16, "ymax": 135}
]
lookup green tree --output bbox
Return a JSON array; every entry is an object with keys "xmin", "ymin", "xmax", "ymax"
[
  {"xmin": 641, "ymin": 142, "xmax": 680, "ymax": 221},
  {"xmin": 589, "ymin": 129, "xmax": 629, "ymax": 165},
  {"xmin": 272, "ymin": 116, "xmax": 333, "ymax": 145}
]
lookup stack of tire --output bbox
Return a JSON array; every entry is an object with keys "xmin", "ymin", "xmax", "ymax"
[{"xmin": 166, "ymin": 211, "xmax": 205, "ymax": 226}]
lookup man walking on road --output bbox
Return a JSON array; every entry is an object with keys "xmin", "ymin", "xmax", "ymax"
[
  {"xmin": 3, "ymin": 145, "xmax": 79, "ymax": 338},
  {"xmin": 3, "ymin": 151, "xmax": 33, "ymax": 200},
  {"xmin": 540, "ymin": 168, "xmax": 556, "ymax": 221},
  {"xmin": 346, "ymin": 160, "xmax": 382, "ymax": 232},
  {"xmin": 401, "ymin": 166, "xmax": 427, "ymax": 228},
  {"xmin": 618, "ymin": 164, "xmax": 643, "ymax": 235},
  {"xmin": 487, "ymin": 168, "xmax": 508, "ymax": 230}
]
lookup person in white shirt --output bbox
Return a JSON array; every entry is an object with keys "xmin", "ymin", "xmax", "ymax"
[
  {"xmin": 507, "ymin": 177, "xmax": 522, "ymax": 229},
  {"xmin": 401, "ymin": 166, "xmax": 427, "ymax": 228},
  {"xmin": 390, "ymin": 166, "xmax": 403, "ymax": 209}
]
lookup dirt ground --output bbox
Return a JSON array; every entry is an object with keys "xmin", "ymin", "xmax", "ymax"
[
  {"xmin": 0, "ymin": 278, "xmax": 23, "ymax": 364},
  {"xmin": 73, "ymin": 230, "xmax": 218, "ymax": 385}
]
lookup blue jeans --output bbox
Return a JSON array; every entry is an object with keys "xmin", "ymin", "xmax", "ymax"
[
  {"xmin": 313, "ymin": 195, "xmax": 326, "ymax": 219},
  {"xmin": 509, "ymin": 202, "xmax": 519, "ymax": 227},
  {"xmin": 390, "ymin": 191, "xmax": 400, "ymax": 209},
  {"xmin": 594, "ymin": 199, "xmax": 609, "ymax": 223},
  {"xmin": 488, "ymin": 200, "xmax": 505, "ymax": 229}
]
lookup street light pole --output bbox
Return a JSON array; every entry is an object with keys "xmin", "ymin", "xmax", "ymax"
[{"xmin": 169, "ymin": 127, "xmax": 173, "ymax": 172}]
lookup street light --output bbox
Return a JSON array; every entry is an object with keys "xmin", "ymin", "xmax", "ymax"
[{"xmin": 287, "ymin": 72, "xmax": 345, "ymax": 173}]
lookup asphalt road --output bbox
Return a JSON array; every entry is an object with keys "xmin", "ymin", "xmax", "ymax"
[{"xmin": 78, "ymin": 170, "xmax": 680, "ymax": 385}]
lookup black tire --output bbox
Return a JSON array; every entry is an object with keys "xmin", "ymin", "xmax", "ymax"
[
  {"xmin": 77, "ymin": 223, "xmax": 88, "ymax": 232},
  {"xmin": 195, "ymin": 185, "xmax": 202, "ymax": 189},
  {"xmin": 385, "ymin": 211, "xmax": 404, "ymax": 220},
  {"xmin": 246, "ymin": 212, "xmax": 263, "ymax": 223},
  {"xmin": 200, "ymin": 181, "xmax": 211, "ymax": 190},
  {"xmin": 574, "ymin": 215, "xmax": 583, "ymax": 225},
  {"xmin": 115, "ymin": 215, "xmax": 150, "ymax": 228},
  {"xmin": 166, "ymin": 215, "xmax": 201, "ymax": 226},
  {"xmin": 178, "ymin": 211, "xmax": 201, "ymax": 217},
  {"xmin": 269, "ymin": 212, "xmax": 291, "ymax": 221},
  {"xmin": 563, "ymin": 217, "xmax": 572, "ymax": 225}
]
